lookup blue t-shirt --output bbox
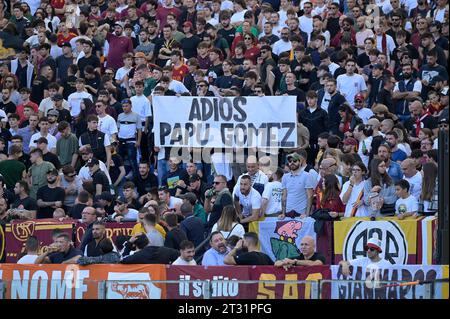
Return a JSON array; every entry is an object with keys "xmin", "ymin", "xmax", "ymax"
[{"xmin": 391, "ymin": 149, "xmax": 407, "ymax": 163}]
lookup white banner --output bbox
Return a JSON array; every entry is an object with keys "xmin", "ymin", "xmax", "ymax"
[
  {"xmin": 153, "ymin": 96, "xmax": 297, "ymax": 148},
  {"xmin": 330, "ymin": 265, "xmax": 446, "ymax": 299},
  {"xmin": 257, "ymin": 217, "xmax": 316, "ymax": 262}
]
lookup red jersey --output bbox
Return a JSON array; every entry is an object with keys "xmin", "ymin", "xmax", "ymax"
[
  {"xmin": 172, "ymin": 64, "xmax": 189, "ymax": 82},
  {"xmin": 57, "ymin": 32, "xmax": 77, "ymax": 46},
  {"xmin": 16, "ymin": 102, "xmax": 39, "ymax": 124}
]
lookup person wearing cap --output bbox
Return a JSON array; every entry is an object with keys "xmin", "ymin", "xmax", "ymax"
[
  {"xmin": 37, "ymin": 137, "xmax": 61, "ymax": 170},
  {"xmin": 46, "ymin": 108, "xmax": 60, "ymax": 136},
  {"xmin": 36, "ymin": 168, "xmax": 65, "ymax": 219},
  {"xmin": 87, "ymin": 158, "xmax": 111, "ymax": 196},
  {"xmin": 111, "ymin": 195, "xmax": 139, "ymax": 222},
  {"xmin": 180, "ymin": 21, "xmax": 202, "ymax": 60},
  {"xmin": 51, "ymin": 94, "xmax": 72, "ymax": 123},
  {"xmin": 180, "ymin": 192, "xmax": 207, "ymax": 224},
  {"xmin": 339, "ymin": 237, "xmax": 392, "ymax": 276},
  {"xmin": 97, "ymin": 22, "xmax": 134, "ymax": 70},
  {"xmin": 188, "ymin": 173, "xmax": 209, "ymax": 206},
  {"xmin": 353, "ymin": 93, "xmax": 374, "ymax": 124},
  {"xmin": 280, "ymin": 150, "xmax": 315, "ymax": 219},
  {"xmin": 342, "ymin": 137, "xmax": 361, "ymax": 160}
]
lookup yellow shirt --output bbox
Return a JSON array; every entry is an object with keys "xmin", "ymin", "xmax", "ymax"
[{"xmin": 131, "ymin": 223, "xmax": 167, "ymax": 238}]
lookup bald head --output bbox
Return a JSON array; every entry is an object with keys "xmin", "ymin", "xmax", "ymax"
[
  {"xmin": 300, "ymin": 236, "xmax": 316, "ymax": 257},
  {"xmin": 381, "ymin": 119, "xmax": 394, "ymax": 133},
  {"xmin": 319, "ymin": 158, "xmax": 337, "ymax": 177},
  {"xmin": 367, "ymin": 118, "xmax": 380, "ymax": 130},
  {"xmin": 409, "ymin": 100, "xmax": 424, "ymax": 118},
  {"xmin": 400, "ymin": 158, "xmax": 417, "ymax": 177},
  {"xmin": 246, "ymin": 155, "xmax": 259, "ymax": 175}
]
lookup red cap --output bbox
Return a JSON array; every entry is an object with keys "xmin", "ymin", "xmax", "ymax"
[
  {"xmin": 354, "ymin": 93, "xmax": 365, "ymax": 102},
  {"xmin": 183, "ymin": 21, "xmax": 193, "ymax": 29}
]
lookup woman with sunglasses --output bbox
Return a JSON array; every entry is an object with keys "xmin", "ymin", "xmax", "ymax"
[
  {"xmin": 241, "ymin": 32, "xmax": 260, "ymax": 65},
  {"xmin": 340, "ymin": 161, "xmax": 369, "ymax": 218}
]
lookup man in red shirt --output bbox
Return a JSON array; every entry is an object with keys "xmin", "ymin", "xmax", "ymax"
[
  {"xmin": 170, "ymin": 50, "xmax": 189, "ymax": 82},
  {"xmin": 98, "ymin": 23, "xmax": 134, "ymax": 71},
  {"xmin": 156, "ymin": 0, "xmax": 181, "ymax": 28}
]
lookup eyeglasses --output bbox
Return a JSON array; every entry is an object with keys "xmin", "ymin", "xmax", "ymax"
[
  {"xmin": 213, "ymin": 181, "xmax": 223, "ymax": 185},
  {"xmin": 367, "ymin": 247, "xmax": 377, "ymax": 252},
  {"xmin": 260, "ymin": 50, "xmax": 267, "ymax": 54},
  {"xmin": 105, "ymin": 72, "xmax": 114, "ymax": 75},
  {"xmin": 244, "ymin": 37, "xmax": 252, "ymax": 40}
]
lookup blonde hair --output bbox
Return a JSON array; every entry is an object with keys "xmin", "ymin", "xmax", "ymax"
[
  {"xmin": 324, "ymin": 148, "xmax": 342, "ymax": 167},
  {"xmin": 217, "ymin": 205, "xmax": 238, "ymax": 232}
]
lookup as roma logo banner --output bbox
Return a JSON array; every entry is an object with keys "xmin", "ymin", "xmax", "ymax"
[
  {"xmin": 249, "ymin": 265, "xmax": 331, "ymax": 299},
  {"xmin": 334, "ymin": 217, "xmax": 418, "ymax": 265},
  {"xmin": 0, "ymin": 264, "xmax": 167, "ymax": 299},
  {"xmin": 5, "ymin": 219, "xmax": 74, "ymax": 262},
  {"xmin": 249, "ymin": 217, "xmax": 316, "ymax": 262}
]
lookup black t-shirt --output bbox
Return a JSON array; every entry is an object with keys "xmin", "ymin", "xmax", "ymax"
[
  {"xmin": 48, "ymin": 246, "xmax": 83, "ymax": 263},
  {"xmin": 161, "ymin": 168, "xmax": 189, "ymax": 196},
  {"xmin": 404, "ymin": 114, "xmax": 438, "ymax": 138},
  {"xmin": 12, "ymin": 196, "xmax": 38, "ymax": 211},
  {"xmin": 164, "ymin": 227, "xmax": 188, "ymax": 250},
  {"xmin": 92, "ymin": 169, "xmax": 110, "ymax": 194},
  {"xmin": 214, "ymin": 75, "xmax": 242, "ymax": 89},
  {"xmin": 31, "ymin": 75, "xmax": 50, "ymax": 103},
  {"xmin": 208, "ymin": 64, "xmax": 224, "ymax": 79},
  {"xmin": 217, "ymin": 27, "xmax": 236, "ymax": 48},
  {"xmin": 69, "ymin": 203, "xmax": 87, "ymax": 219},
  {"xmin": 63, "ymin": 75, "xmax": 77, "ymax": 100},
  {"xmin": 120, "ymin": 246, "xmax": 180, "ymax": 264},
  {"xmin": 235, "ymin": 251, "xmax": 274, "ymax": 265},
  {"xmin": 78, "ymin": 54, "xmax": 101, "ymax": 78},
  {"xmin": 292, "ymin": 252, "xmax": 326, "ymax": 264},
  {"xmin": 55, "ymin": 108, "xmax": 72, "ymax": 123},
  {"xmin": 108, "ymin": 154, "xmax": 124, "ymax": 184},
  {"xmin": 43, "ymin": 152, "xmax": 61, "ymax": 170},
  {"xmin": 36, "ymin": 185, "xmax": 65, "ymax": 219},
  {"xmin": 0, "ymin": 101, "xmax": 16, "ymax": 115},
  {"xmin": 181, "ymin": 35, "xmax": 202, "ymax": 59},
  {"xmin": 282, "ymin": 87, "xmax": 306, "ymax": 102},
  {"xmin": 134, "ymin": 173, "xmax": 159, "ymax": 197}
]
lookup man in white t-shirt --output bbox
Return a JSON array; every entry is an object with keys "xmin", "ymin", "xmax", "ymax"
[
  {"xmin": 96, "ymin": 100, "xmax": 118, "ymax": 141},
  {"xmin": 68, "ymin": 78, "xmax": 93, "ymax": 117},
  {"xmin": 233, "ymin": 155, "xmax": 269, "ymax": 195},
  {"xmin": 272, "ymin": 27, "xmax": 292, "ymax": 56},
  {"xmin": 339, "ymin": 237, "xmax": 392, "ymax": 276},
  {"xmin": 353, "ymin": 124, "xmax": 372, "ymax": 168},
  {"xmin": 158, "ymin": 187, "xmax": 183, "ymax": 211},
  {"xmin": 336, "ymin": 59, "xmax": 367, "ymax": 108},
  {"xmin": 261, "ymin": 168, "xmax": 283, "ymax": 216},
  {"xmin": 172, "ymin": 240, "xmax": 197, "ymax": 265},
  {"xmin": 395, "ymin": 179, "xmax": 419, "ymax": 219},
  {"xmin": 131, "ymin": 80, "xmax": 152, "ymax": 132},
  {"xmin": 29, "ymin": 117, "xmax": 58, "ymax": 153},
  {"xmin": 17, "ymin": 236, "xmax": 39, "ymax": 264},
  {"xmin": 233, "ymin": 175, "xmax": 262, "ymax": 224},
  {"xmin": 401, "ymin": 158, "xmax": 422, "ymax": 200},
  {"xmin": 354, "ymin": 93, "xmax": 374, "ymax": 124}
]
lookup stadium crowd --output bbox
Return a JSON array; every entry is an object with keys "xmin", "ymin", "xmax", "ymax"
[{"xmin": 0, "ymin": 0, "xmax": 448, "ymax": 266}]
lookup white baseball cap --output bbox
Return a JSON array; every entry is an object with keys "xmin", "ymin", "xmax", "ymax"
[{"xmin": 365, "ymin": 237, "xmax": 382, "ymax": 253}]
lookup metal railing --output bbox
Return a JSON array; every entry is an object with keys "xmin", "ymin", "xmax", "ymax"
[{"xmin": 0, "ymin": 278, "xmax": 446, "ymax": 299}]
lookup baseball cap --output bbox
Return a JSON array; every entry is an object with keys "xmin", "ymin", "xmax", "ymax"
[
  {"xmin": 183, "ymin": 21, "xmax": 193, "ymax": 28},
  {"xmin": 47, "ymin": 168, "xmax": 59, "ymax": 176},
  {"xmin": 180, "ymin": 192, "xmax": 197, "ymax": 205},
  {"xmin": 121, "ymin": 98, "xmax": 131, "ymax": 104},
  {"xmin": 365, "ymin": 237, "xmax": 382, "ymax": 253},
  {"xmin": 372, "ymin": 63, "xmax": 384, "ymax": 70},
  {"xmin": 87, "ymin": 158, "xmax": 99, "ymax": 167},
  {"xmin": 47, "ymin": 109, "xmax": 60, "ymax": 117},
  {"xmin": 134, "ymin": 52, "xmax": 147, "ymax": 59},
  {"xmin": 51, "ymin": 94, "xmax": 63, "ymax": 101},
  {"xmin": 354, "ymin": 93, "xmax": 365, "ymax": 102},
  {"xmin": 61, "ymin": 42, "xmax": 72, "ymax": 48},
  {"xmin": 115, "ymin": 196, "xmax": 127, "ymax": 204},
  {"xmin": 189, "ymin": 174, "xmax": 201, "ymax": 183},
  {"xmin": 343, "ymin": 137, "xmax": 358, "ymax": 146},
  {"xmin": 114, "ymin": 22, "xmax": 123, "ymax": 28},
  {"xmin": 287, "ymin": 152, "xmax": 301, "ymax": 161}
]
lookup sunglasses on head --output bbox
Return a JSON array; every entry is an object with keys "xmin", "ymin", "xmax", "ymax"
[{"xmin": 287, "ymin": 158, "xmax": 299, "ymax": 163}]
